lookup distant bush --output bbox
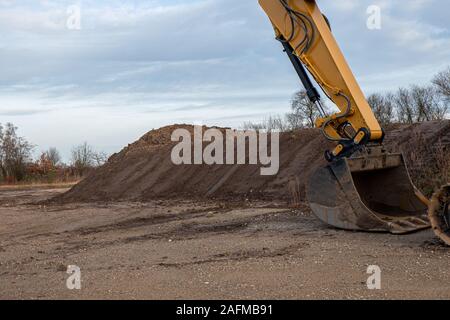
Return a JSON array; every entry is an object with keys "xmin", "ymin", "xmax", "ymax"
[
  {"xmin": 0, "ymin": 125, "xmax": 108, "ymax": 185},
  {"xmin": 0, "ymin": 123, "xmax": 34, "ymax": 183},
  {"xmin": 23, "ymin": 150, "xmax": 81, "ymax": 184}
]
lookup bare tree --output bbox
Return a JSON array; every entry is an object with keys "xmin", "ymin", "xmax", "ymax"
[
  {"xmin": 394, "ymin": 87, "xmax": 415, "ymax": 124},
  {"xmin": 0, "ymin": 123, "xmax": 34, "ymax": 182},
  {"xmin": 242, "ymin": 115, "xmax": 287, "ymax": 132},
  {"xmin": 432, "ymin": 67, "xmax": 450, "ymax": 120},
  {"xmin": 242, "ymin": 90, "xmax": 329, "ymax": 132},
  {"xmin": 285, "ymin": 112, "xmax": 304, "ymax": 130},
  {"xmin": 394, "ymin": 85, "xmax": 447, "ymax": 123},
  {"xmin": 44, "ymin": 147, "xmax": 61, "ymax": 167},
  {"xmin": 410, "ymin": 85, "xmax": 447, "ymax": 121},
  {"xmin": 288, "ymin": 90, "xmax": 325, "ymax": 129},
  {"xmin": 367, "ymin": 93, "xmax": 395, "ymax": 126},
  {"xmin": 433, "ymin": 67, "xmax": 450, "ymax": 101},
  {"xmin": 265, "ymin": 115, "xmax": 287, "ymax": 132},
  {"xmin": 71, "ymin": 142, "xmax": 109, "ymax": 176},
  {"xmin": 242, "ymin": 121, "xmax": 265, "ymax": 131},
  {"xmin": 92, "ymin": 151, "xmax": 108, "ymax": 167},
  {"xmin": 71, "ymin": 142, "xmax": 95, "ymax": 176}
]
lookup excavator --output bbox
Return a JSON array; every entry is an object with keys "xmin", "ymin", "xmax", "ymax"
[{"xmin": 258, "ymin": 0, "xmax": 450, "ymax": 244}]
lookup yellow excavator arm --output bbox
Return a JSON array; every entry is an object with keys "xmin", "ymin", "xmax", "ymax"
[
  {"xmin": 259, "ymin": 0, "xmax": 436, "ymax": 236},
  {"xmin": 259, "ymin": 0, "xmax": 384, "ymax": 160}
]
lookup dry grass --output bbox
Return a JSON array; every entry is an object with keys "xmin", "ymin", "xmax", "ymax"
[
  {"xmin": 0, "ymin": 181, "xmax": 79, "ymax": 191},
  {"xmin": 401, "ymin": 129, "xmax": 450, "ymax": 197}
]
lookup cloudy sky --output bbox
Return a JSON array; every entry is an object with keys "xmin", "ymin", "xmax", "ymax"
[{"xmin": 0, "ymin": 0, "xmax": 449, "ymax": 160}]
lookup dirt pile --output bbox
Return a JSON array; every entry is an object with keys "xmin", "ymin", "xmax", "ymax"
[{"xmin": 57, "ymin": 120, "xmax": 450, "ymax": 203}]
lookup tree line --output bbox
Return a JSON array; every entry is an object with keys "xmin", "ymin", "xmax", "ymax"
[
  {"xmin": 0, "ymin": 123, "xmax": 108, "ymax": 184},
  {"xmin": 243, "ymin": 67, "xmax": 450, "ymax": 131}
]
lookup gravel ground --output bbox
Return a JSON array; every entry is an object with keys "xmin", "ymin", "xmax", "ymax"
[{"xmin": 0, "ymin": 188, "xmax": 449, "ymax": 300}]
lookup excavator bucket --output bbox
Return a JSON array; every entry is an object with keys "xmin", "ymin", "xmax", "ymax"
[{"xmin": 306, "ymin": 149, "xmax": 430, "ymax": 234}]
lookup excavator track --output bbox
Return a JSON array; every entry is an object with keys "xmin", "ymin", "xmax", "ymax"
[{"xmin": 428, "ymin": 184, "xmax": 450, "ymax": 245}]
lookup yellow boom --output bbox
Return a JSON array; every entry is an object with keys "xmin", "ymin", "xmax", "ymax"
[{"xmin": 259, "ymin": 0, "xmax": 383, "ymax": 159}]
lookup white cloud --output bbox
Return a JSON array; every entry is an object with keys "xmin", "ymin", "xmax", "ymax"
[
  {"xmin": 327, "ymin": 0, "xmax": 361, "ymax": 12},
  {"xmin": 387, "ymin": 18, "xmax": 448, "ymax": 50},
  {"xmin": 404, "ymin": 0, "xmax": 435, "ymax": 11}
]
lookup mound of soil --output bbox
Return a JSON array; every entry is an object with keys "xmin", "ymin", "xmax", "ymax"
[{"xmin": 57, "ymin": 121, "xmax": 450, "ymax": 203}]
